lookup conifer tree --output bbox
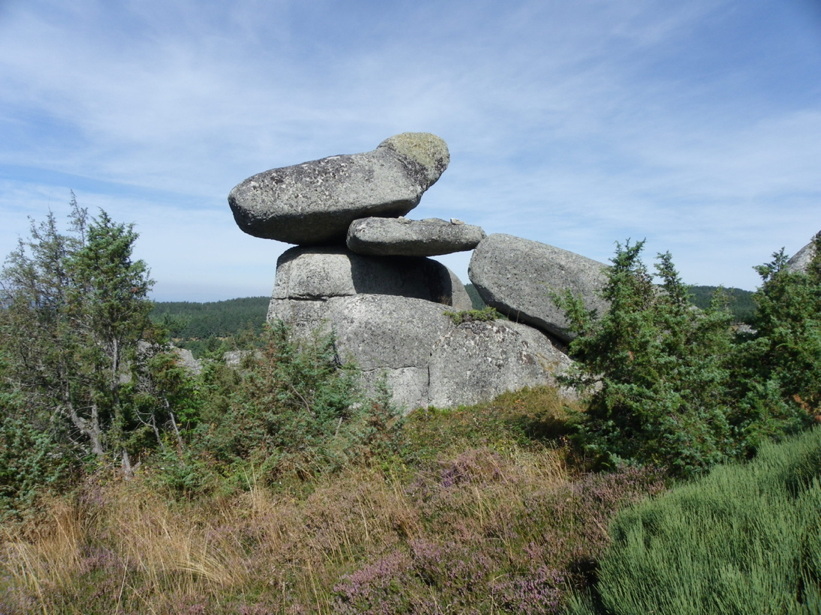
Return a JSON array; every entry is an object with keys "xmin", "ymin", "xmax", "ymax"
[
  {"xmin": 555, "ymin": 240, "xmax": 736, "ymax": 476},
  {"xmin": 0, "ymin": 196, "xmax": 155, "ymax": 473}
]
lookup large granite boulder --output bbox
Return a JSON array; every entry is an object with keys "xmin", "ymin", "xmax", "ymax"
[
  {"xmin": 228, "ymin": 133, "xmax": 450, "ymax": 244},
  {"xmin": 347, "ymin": 217, "xmax": 485, "ymax": 257},
  {"xmin": 269, "ymin": 294, "xmax": 573, "ymax": 411},
  {"xmin": 786, "ymin": 230, "xmax": 820, "ymax": 274},
  {"xmin": 272, "ymin": 245, "xmax": 472, "ymax": 309},
  {"xmin": 469, "ymin": 234, "xmax": 609, "ymax": 342},
  {"xmin": 428, "ymin": 319, "xmax": 573, "ymax": 408}
]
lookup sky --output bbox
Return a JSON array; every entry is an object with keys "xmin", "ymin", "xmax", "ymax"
[{"xmin": 1, "ymin": 0, "xmax": 819, "ymax": 302}]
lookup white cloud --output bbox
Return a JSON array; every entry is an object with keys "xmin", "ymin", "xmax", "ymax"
[{"xmin": 1, "ymin": 0, "xmax": 819, "ymax": 299}]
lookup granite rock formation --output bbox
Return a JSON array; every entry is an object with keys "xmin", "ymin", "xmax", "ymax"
[
  {"xmin": 272, "ymin": 245, "xmax": 471, "ymax": 308},
  {"xmin": 347, "ymin": 217, "xmax": 485, "ymax": 257},
  {"xmin": 270, "ymin": 294, "xmax": 572, "ymax": 410},
  {"xmin": 469, "ymin": 234, "xmax": 609, "ymax": 343},
  {"xmin": 786, "ymin": 230, "xmax": 820, "ymax": 275},
  {"xmin": 229, "ymin": 133, "xmax": 584, "ymax": 411},
  {"xmin": 228, "ymin": 133, "xmax": 450, "ymax": 244}
]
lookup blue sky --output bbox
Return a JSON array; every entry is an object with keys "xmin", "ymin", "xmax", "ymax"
[{"xmin": 1, "ymin": 0, "xmax": 819, "ymax": 301}]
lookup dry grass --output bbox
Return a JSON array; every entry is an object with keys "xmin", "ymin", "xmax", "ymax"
[
  {"xmin": 0, "ymin": 388, "xmax": 663, "ymax": 614},
  {"xmin": 0, "ymin": 445, "xmax": 587, "ymax": 614}
]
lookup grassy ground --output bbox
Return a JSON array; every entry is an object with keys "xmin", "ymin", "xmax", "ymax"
[{"xmin": 0, "ymin": 387, "xmax": 667, "ymax": 614}]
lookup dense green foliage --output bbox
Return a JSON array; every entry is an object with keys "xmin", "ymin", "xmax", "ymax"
[
  {"xmin": 170, "ymin": 322, "xmax": 404, "ymax": 492},
  {"xmin": 555, "ymin": 242, "xmax": 739, "ymax": 476},
  {"xmin": 151, "ymin": 296, "xmax": 268, "ymax": 339},
  {"xmin": 570, "ymin": 427, "xmax": 821, "ymax": 615},
  {"xmin": 0, "ymin": 200, "xmax": 157, "ymax": 471},
  {"xmin": 555, "ymin": 239, "xmax": 818, "ymax": 477},
  {"xmin": 0, "ymin": 200, "xmax": 206, "ymax": 516},
  {"xmin": 732, "ymin": 237, "xmax": 821, "ymax": 444}
]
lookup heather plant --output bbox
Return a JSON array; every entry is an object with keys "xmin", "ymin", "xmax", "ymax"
[
  {"xmin": 332, "ymin": 455, "xmax": 664, "ymax": 614},
  {"xmin": 1, "ymin": 387, "xmax": 665, "ymax": 614},
  {"xmin": 568, "ymin": 426, "xmax": 821, "ymax": 615}
]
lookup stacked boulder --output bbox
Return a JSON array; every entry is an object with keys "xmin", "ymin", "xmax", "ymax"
[{"xmin": 228, "ymin": 133, "xmax": 606, "ymax": 411}]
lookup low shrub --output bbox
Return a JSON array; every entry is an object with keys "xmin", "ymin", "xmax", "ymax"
[
  {"xmin": 444, "ymin": 306, "xmax": 502, "ymax": 325},
  {"xmin": 569, "ymin": 426, "xmax": 821, "ymax": 614}
]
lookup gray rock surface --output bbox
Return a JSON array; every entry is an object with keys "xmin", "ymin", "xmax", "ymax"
[
  {"xmin": 272, "ymin": 295, "xmax": 453, "ymax": 410},
  {"xmin": 173, "ymin": 347, "xmax": 202, "ymax": 375},
  {"xmin": 428, "ymin": 320, "xmax": 573, "ymax": 408},
  {"xmin": 786, "ymin": 230, "xmax": 820, "ymax": 274},
  {"xmin": 228, "ymin": 133, "xmax": 450, "ymax": 244},
  {"xmin": 272, "ymin": 245, "xmax": 472, "ymax": 309},
  {"xmin": 347, "ymin": 216, "xmax": 485, "ymax": 257},
  {"xmin": 269, "ymin": 294, "xmax": 574, "ymax": 412},
  {"xmin": 469, "ymin": 234, "xmax": 609, "ymax": 342}
]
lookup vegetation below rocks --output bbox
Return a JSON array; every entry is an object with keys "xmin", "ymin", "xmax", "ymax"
[
  {"xmin": 568, "ymin": 426, "xmax": 820, "ymax": 615},
  {"xmin": 1, "ymin": 203, "xmax": 819, "ymax": 613}
]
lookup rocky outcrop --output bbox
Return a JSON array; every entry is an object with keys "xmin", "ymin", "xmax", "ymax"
[
  {"xmin": 272, "ymin": 245, "xmax": 472, "ymax": 309},
  {"xmin": 786, "ymin": 230, "xmax": 820, "ymax": 274},
  {"xmin": 228, "ymin": 133, "xmax": 580, "ymax": 411},
  {"xmin": 469, "ymin": 234, "xmax": 609, "ymax": 342},
  {"xmin": 228, "ymin": 133, "xmax": 449, "ymax": 244},
  {"xmin": 271, "ymin": 294, "xmax": 572, "ymax": 411},
  {"xmin": 428, "ymin": 319, "xmax": 573, "ymax": 408},
  {"xmin": 347, "ymin": 217, "xmax": 485, "ymax": 257}
]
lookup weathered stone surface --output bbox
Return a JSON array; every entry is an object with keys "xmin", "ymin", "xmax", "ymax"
[
  {"xmin": 228, "ymin": 133, "xmax": 450, "ymax": 244},
  {"xmin": 428, "ymin": 320, "xmax": 573, "ymax": 408},
  {"xmin": 347, "ymin": 217, "xmax": 485, "ymax": 257},
  {"xmin": 269, "ymin": 294, "xmax": 573, "ymax": 412},
  {"xmin": 272, "ymin": 245, "xmax": 472, "ymax": 309},
  {"xmin": 272, "ymin": 295, "xmax": 453, "ymax": 410},
  {"xmin": 786, "ymin": 230, "xmax": 820, "ymax": 274},
  {"xmin": 469, "ymin": 234, "xmax": 609, "ymax": 342}
]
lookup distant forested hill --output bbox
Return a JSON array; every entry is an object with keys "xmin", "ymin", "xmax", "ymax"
[
  {"xmin": 467, "ymin": 284, "xmax": 754, "ymax": 323},
  {"xmin": 688, "ymin": 286, "xmax": 755, "ymax": 323},
  {"xmin": 151, "ymin": 296, "xmax": 269, "ymax": 340}
]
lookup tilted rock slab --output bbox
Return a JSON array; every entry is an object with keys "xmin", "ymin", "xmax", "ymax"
[
  {"xmin": 272, "ymin": 245, "xmax": 472, "ymax": 310},
  {"xmin": 786, "ymin": 229, "xmax": 820, "ymax": 274},
  {"xmin": 228, "ymin": 133, "xmax": 450, "ymax": 244},
  {"xmin": 347, "ymin": 216, "xmax": 486, "ymax": 257},
  {"xmin": 469, "ymin": 234, "xmax": 609, "ymax": 342},
  {"xmin": 269, "ymin": 294, "xmax": 573, "ymax": 412}
]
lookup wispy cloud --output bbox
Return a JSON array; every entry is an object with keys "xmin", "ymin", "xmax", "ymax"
[{"xmin": 1, "ymin": 0, "xmax": 819, "ymax": 299}]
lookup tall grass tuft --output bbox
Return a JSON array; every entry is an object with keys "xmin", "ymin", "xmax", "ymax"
[{"xmin": 569, "ymin": 426, "xmax": 821, "ymax": 615}]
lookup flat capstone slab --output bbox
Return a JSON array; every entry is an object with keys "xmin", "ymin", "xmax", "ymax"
[
  {"xmin": 346, "ymin": 216, "xmax": 486, "ymax": 257},
  {"xmin": 228, "ymin": 133, "xmax": 449, "ymax": 245}
]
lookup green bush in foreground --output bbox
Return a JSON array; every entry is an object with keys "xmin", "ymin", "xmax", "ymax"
[
  {"xmin": 554, "ymin": 241, "xmax": 738, "ymax": 477},
  {"xmin": 555, "ymin": 239, "xmax": 819, "ymax": 478},
  {"xmin": 569, "ymin": 426, "xmax": 821, "ymax": 615}
]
